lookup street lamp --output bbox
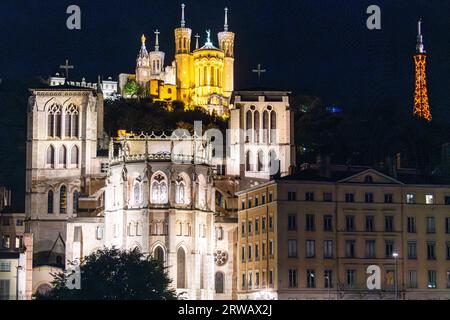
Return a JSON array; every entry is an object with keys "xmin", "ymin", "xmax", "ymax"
[
  {"xmin": 325, "ymin": 275, "xmax": 331, "ymax": 300},
  {"xmin": 392, "ymin": 252, "xmax": 399, "ymax": 300}
]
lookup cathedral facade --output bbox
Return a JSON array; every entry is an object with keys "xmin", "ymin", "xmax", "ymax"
[
  {"xmin": 65, "ymin": 132, "xmax": 235, "ymax": 299},
  {"xmin": 26, "ymin": 85, "xmax": 106, "ymax": 268}
]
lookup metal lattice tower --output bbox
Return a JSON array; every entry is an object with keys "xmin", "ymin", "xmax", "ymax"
[{"xmin": 413, "ymin": 19, "xmax": 432, "ymax": 122}]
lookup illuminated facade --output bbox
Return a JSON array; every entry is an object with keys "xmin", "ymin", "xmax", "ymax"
[
  {"xmin": 128, "ymin": 4, "xmax": 234, "ymax": 114},
  {"xmin": 65, "ymin": 132, "xmax": 239, "ymax": 300},
  {"xmin": 413, "ymin": 19, "xmax": 432, "ymax": 122},
  {"xmin": 237, "ymin": 168, "xmax": 450, "ymax": 300},
  {"xmin": 174, "ymin": 4, "xmax": 234, "ymax": 113}
]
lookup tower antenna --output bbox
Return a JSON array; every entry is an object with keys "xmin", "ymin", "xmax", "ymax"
[
  {"xmin": 416, "ymin": 19, "xmax": 425, "ymax": 54},
  {"xmin": 181, "ymin": 3, "xmax": 186, "ymax": 27},
  {"xmin": 224, "ymin": 7, "xmax": 229, "ymax": 32}
]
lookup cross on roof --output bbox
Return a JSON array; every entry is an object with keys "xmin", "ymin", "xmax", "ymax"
[
  {"xmin": 252, "ymin": 64, "xmax": 266, "ymax": 85},
  {"xmin": 59, "ymin": 59, "xmax": 74, "ymax": 80}
]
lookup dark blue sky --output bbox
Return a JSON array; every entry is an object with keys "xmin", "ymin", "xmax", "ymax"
[{"xmin": 1, "ymin": 0, "xmax": 450, "ymax": 118}]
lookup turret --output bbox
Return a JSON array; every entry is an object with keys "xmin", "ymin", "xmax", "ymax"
[
  {"xmin": 149, "ymin": 30, "xmax": 165, "ymax": 79},
  {"xmin": 136, "ymin": 34, "xmax": 151, "ymax": 84},
  {"xmin": 175, "ymin": 3, "xmax": 193, "ymax": 102},
  {"xmin": 217, "ymin": 7, "xmax": 235, "ymax": 98}
]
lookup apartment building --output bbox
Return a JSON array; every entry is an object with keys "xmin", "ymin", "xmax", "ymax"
[{"xmin": 236, "ymin": 168, "xmax": 450, "ymax": 300}]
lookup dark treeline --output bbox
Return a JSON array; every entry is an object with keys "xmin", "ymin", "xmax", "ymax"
[{"xmin": 292, "ymin": 95, "xmax": 450, "ymax": 176}]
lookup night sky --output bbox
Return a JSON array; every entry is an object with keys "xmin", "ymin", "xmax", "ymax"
[{"xmin": 1, "ymin": 0, "xmax": 450, "ymax": 116}]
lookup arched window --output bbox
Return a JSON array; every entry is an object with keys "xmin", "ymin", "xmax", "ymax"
[
  {"xmin": 216, "ymin": 226, "xmax": 224, "ymax": 240},
  {"xmin": 154, "ymin": 246, "xmax": 165, "ymax": 263},
  {"xmin": 215, "ymin": 272, "xmax": 225, "ymax": 294},
  {"xmin": 59, "ymin": 145, "xmax": 67, "ymax": 166},
  {"xmin": 268, "ymin": 150, "xmax": 279, "ymax": 176},
  {"xmin": 257, "ymin": 150, "xmax": 264, "ymax": 172},
  {"xmin": 47, "ymin": 104, "xmax": 61, "ymax": 138},
  {"xmin": 73, "ymin": 191, "xmax": 79, "ymax": 214},
  {"xmin": 246, "ymin": 110, "xmax": 252, "ymax": 142},
  {"xmin": 71, "ymin": 145, "xmax": 79, "ymax": 165},
  {"xmin": 177, "ymin": 247, "xmax": 186, "ymax": 288},
  {"xmin": 198, "ymin": 175, "xmax": 207, "ymax": 207},
  {"xmin": 176, "ymin": 221, "xmax": 182, "ymax": 236},
  {"xmin": 46, "ymin": 145, "xmax": 55, "ymax": 166},
  {"xmin": 245, "ymin": 150, "xmax": 252, "ymax": 172},
  {"xmin": 64, "ymin": 104, "xmax": 79, "ymax": 138},
  {"xmin": 270, "ymin": 111, "xmax": 277, "ymax": 143},
  {"xmin": 175, "ymin": 179, "xmax": 186, "ymax": 204},
  {"xmin": 47, "ymin": 190, "xmax": 54, "ymax": 214},
  {"xmin": 151, "ymin": 173, "xmax": 168, "ymax": 204},
  {"xmin": 263, "ymin": 111, "xmax": 269, "ymax": 143},
  {"xmin": 55, "ymin": 113, "xmax": 62, "ymax": 138},
  {"xmin": 60, "ymin": 185, "xmax": 67, "ymax": 214},
  {"xmin": 72, "ymin": 112, "xmax": 79, "ymax": 138},
  {"xmin": 254, "ymin": 111, "xmax": 260, "ymax": 143},
  {"xmin": 47, "ymin": 113, "xmax": 54, "ymax": 137},
  {"xmin": 133, "ymin": 181, "xmax": 141, "ymax": 205}
]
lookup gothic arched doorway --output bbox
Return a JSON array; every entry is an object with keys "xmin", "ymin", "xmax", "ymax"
[{"xmin": 215, "ymin": 271, "xmax": 224, "ymax": 294}]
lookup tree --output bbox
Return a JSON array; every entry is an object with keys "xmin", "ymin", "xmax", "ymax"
[
  {"xmin": 123, "ymin": 80, "xmax": 140, "ymax": 98},
  {"xmin": 36, "ymin": 247, "xmax": 177, "ymax": 300}
]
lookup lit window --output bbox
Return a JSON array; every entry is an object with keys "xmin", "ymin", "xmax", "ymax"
[
  {"xmin": 425, "ymin": 194, "xmax": 434, "ymax": 205},
  {"xmin": 175, "ymin": 178, "xmax": 186, "ymax": 204},
  {"xmin": 406, "ymin": 193, "xmax": 415, "ymax": 204},
  {"xmin": 151, "ymin": 173, "xmax": 168, "ymax": 204}
]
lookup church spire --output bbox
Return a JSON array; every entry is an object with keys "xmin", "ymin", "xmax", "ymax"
[
  {"xmin": 416, "ymin": 19, "xmax": 425, "ymax": 54},
  {"xmin": 181, "ymin": 3, "xmax": 186, "ymax": 27},
  {"xmin": 154, "ymin": 30, "xmax": 160, "ymax": 52},
  {"xmin": 224, "ymin": 7, "xmax": 229, "ymax": 31}
]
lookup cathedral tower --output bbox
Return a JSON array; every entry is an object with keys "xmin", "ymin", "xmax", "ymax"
[
  {"xmin": 175, "ymin": 3, "xmax": 193, "ymax": 103},
  {"xmin": 217, "ymin": 7, "xmax": 235, "ymax": 99},
  {"xmin": 149, "ymin": 30, "xmax": 165, "ymax": 80},
  {"xmin": 136, "ymin": 34, "xmax": 151, "ymax": 85},
  {"xmin": 26, "ymin": 86, "xmax": 104, "ymax": 267},
  {"xmin": 413, "ymin": 19, "xmax": 432, "ymax": 121}
]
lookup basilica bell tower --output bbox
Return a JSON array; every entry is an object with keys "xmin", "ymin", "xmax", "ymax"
[
  {"xmin": 175, "ymin": 3, "xmax": 193, "ymax": 104},
  {"xmin": 217, "ymin": 7, "xmax": 235, "ymax": 99}
]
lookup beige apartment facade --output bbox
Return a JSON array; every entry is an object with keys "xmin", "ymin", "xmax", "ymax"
[{"xmin": 236, "ymin": 168, "xmax": 450, "ymax": 300}]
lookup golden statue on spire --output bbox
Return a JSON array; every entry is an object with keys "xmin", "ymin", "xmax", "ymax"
[{"xmin": 141, "ymin": 34, "xmax": 146, "ymax": 46}]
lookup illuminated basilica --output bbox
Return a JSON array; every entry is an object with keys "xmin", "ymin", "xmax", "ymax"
[{"xmin": 121, "ymin": 4, "xmax": 234, "ymax": 115}]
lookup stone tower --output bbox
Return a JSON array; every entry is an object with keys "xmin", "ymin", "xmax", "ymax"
[
  {"xmin": 136, "ymin": 34, "xmax": 151, "ymax": 85},
  {"xmin": 175, "ymin": 3, "xmax": 193, "ymax": 103},
  {"xmin": 217, "ymin": 7, "xmax": 235, "ymax": 99},
  {"xmin": 25, "ymin": 86, "xmax": 104, "ymax": 267}
]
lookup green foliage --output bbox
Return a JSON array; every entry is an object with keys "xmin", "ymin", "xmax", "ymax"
[
  {"xmin": 35, "ymin": 247, "xmax": 177, "ymax": 300},
  {"xmin": 104, "ymin": 98, "xmax": 227, "ymax": 136},
  {"xmin": 123, "ymin": 80, "xmax": 144, "ymax": 98}
]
